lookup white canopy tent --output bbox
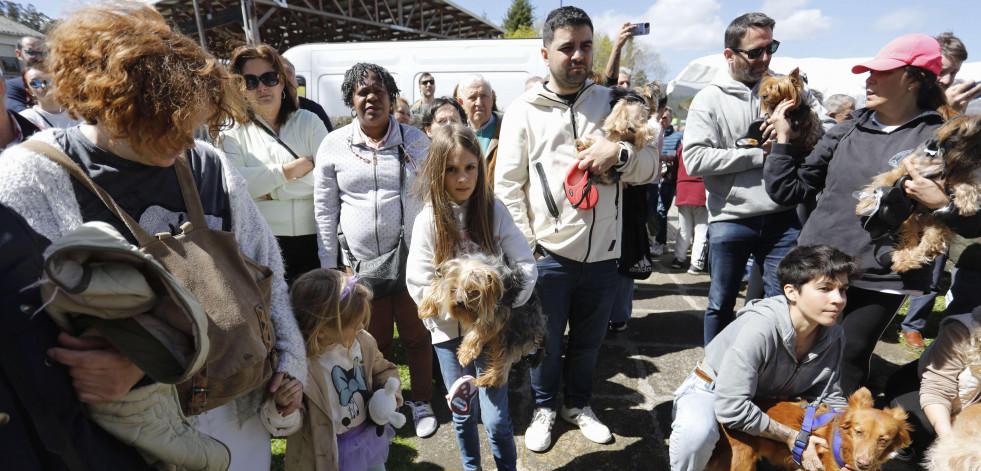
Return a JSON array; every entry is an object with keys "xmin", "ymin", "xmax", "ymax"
[{"xmin": 666, "ymin": 54, "xmax": 981, "ymax": 117}]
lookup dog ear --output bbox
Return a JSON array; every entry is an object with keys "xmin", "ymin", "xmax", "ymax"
[
  {"xmin": 883, "ymin": 406, "xmax": 913, "ymax": 452},
  {"xmin": 790, "ymin": 67, "xmax": 801, "ymax": 82},
  {"xmin": 848, "ymin": 387, "xmax": 874, "ymax": 409},
  {"xmin": 602, "ymin": 102, "xmax": 632, "ymax": 136}
]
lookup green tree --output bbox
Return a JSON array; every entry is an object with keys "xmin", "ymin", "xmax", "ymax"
[
  {"xmin": 591, "ymin": 32, "xmax": 667, "ymax": 84},
  {"xmin": 501, "ymin": 0, "xmax": 534, "ymax": 35},
  {"xmin": 0, "ymin": 1, "xmax": 54, "ymax": 33}
]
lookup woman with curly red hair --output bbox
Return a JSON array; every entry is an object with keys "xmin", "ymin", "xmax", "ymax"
[{"xmin": 0, "ymin": 2, "xmax": 307, "ymax": 470}]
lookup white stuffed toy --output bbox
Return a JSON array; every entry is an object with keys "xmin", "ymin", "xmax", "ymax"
[{"xmin": 369, "ymin": 377, "xmax": 406, "ymax": 431}]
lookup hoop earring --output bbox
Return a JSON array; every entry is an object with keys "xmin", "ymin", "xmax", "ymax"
[
  {"xmin": 351, "ymin": 109, "xmax": 357, "ymax": 117},
  {"xmin": 282, "ymin": 90, "xmax": 286, "ymax": 100}
]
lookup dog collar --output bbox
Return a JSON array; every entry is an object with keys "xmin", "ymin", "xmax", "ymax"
[{"xmin": 792, "ymin": 405, "xmax": 842, "ymax": 467}]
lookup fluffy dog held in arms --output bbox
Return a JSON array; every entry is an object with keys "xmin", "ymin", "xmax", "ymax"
[
  {"xmin": 856, "ymin": 114, "xmax": 981, "ymax": 272},
  {"xmin": 417, "ymin": 253, "xmax": 547, "ymax": 387}
]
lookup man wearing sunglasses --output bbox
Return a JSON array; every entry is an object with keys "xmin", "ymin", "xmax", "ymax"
[
  {"xmin": 682, "ymin": 13, "xmax": 834, "ymax": 348},
  {"xmin": 410, "ymin": 72, "xmax": 435, "ymax": 115},
  {"xmin": 5, "ymin": 36, "xmax": 46, "ymax": 114}
]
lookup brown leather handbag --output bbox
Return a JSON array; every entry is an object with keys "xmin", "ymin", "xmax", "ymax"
[{"xmin": 24, "ymin": 140, "xmax": 278, "ymax": 416}]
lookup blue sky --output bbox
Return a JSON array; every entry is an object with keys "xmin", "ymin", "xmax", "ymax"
[{"xmin": 27, "ymin": 0, "xmax": 981, "ymax": 80}]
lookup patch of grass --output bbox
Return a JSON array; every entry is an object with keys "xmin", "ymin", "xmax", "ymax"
[
  {"xmin": 885, "ymin": 271, "xmax": 950, "ymax": 354},
  {"xmin": 269, "ymin": 326, "xmax": 424, "ymax": 470}
]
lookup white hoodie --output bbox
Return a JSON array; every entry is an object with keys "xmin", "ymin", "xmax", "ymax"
[{"xmin": 494, "ymin": 81, "xmax": 658, "ymax": 263}]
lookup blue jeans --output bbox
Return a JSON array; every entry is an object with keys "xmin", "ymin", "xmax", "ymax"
[
  {"xmin": 530, "ymin": 250, "xmax": 618, "ymax": 409},
  {"xmin": 902, "ymin": 255, "xmax": 946, "ymax": 333},
  {"xmin": 654, "ymin": 182, "xmax": 676, "ymax": 245},
  {"xmin": 669, "ymin": 370, "xmax": 719, "ymax": 471},
  {"xmin": 609, "ymin": 274, "xmax": 635, "ymax": 324},
  {"xmin": 433, "ymin": 337, "xmax": 516, "ymax": 471},
  {"xmin": 704, "ymin": 210, "xmax": 801, "ymax": 345}
]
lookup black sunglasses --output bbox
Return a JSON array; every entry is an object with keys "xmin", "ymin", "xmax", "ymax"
[
  {"xmin": 732, "ymin": 40, "xmax": 780, "ymax": 59},
  {"xmin": 243, "ymin": 71, "xmax": 280, "ymax": 90},
  {"xmin": 28, "ymin": 79, "xmax": 50, "ymax": 89},
  {"xmin": 23, "ymin": 49, "xmax": 45, "ymax": 57},
  {"xmin": 420, "ymin": 79, "xmax": 434, "ymax": 86}
]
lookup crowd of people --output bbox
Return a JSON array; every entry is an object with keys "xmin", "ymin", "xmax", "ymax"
[{"xmin": 2, "ymin": 1, "xmax": 981, "ymax": 471}]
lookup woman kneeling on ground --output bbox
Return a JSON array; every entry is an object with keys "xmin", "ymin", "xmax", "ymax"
[{"xmin": 669, "ymin": 244, "xmax": 858, "ymax": 471}]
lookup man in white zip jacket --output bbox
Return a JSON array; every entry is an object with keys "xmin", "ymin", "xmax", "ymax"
[{"xmin": 494, "ymin": 6, "xmax": 657, "ymax": 453}]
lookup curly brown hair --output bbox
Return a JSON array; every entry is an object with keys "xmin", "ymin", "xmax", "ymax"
[
  {"xmin": 47, "ymin": 1, "xmax": 245, "ymax": 156},
  {"xmin": 229, "ymin": 44, "xmax": 298, "ymax": 126}
]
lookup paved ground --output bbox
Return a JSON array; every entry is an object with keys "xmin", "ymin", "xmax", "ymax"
[{"xmin": 406, "ymin": 210, "xmax": 926, "ymax": 471}]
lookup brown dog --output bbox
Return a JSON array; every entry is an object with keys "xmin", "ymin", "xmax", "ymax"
[
  {"xmin": 417, "ymin": 253, "xmax": 546, "ymax": 387},
  {"xmin": 758, "ymin": 67, "xmax": 822, "ymax": 156},
  {"xmin": 924, "ymin": 402, "xmax": 981, "ymax": 471},
  {"xmin": 707, "ymin": 387, "xmax": 912, "ymax": 471},
  {"xmin": 855, "ymin": 114, "xmax": 981, "ymax": 272},
  {"xmin": 577, "ymin": 82, "xmax": 662, "ymax": 185}
]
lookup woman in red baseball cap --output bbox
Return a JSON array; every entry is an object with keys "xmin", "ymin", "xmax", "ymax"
[{"xmin": 761, "ymin": 33, "xmax": 971, "ymax": 397}]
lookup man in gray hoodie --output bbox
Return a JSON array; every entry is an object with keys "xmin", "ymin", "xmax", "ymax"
[{"xmin": 683, "ymin": 12, "xmax": 832, "ymax": 345}]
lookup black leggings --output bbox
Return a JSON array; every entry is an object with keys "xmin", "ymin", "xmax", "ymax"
[
  {"xmin": 890, "ymin": 390, "xmax": 937, "ymax": 454},
  {"xmin": 839, "ymin": 287, "xmax": 906, "ymax": 394}
]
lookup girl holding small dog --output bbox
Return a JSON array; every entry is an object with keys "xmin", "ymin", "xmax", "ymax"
[
  {"xmin": 264, "ymin": 268, "xmax": 405, "ymax": 471},
  {"xmin": 406, "ymin": 124, "xmax": 537, "ymax": 471}
]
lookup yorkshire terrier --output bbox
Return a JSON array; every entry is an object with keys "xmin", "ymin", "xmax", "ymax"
[
  {"xmin": 417, "ymin": 253, "xmax": 547, "ymax": 387},
  {"xmin": 856, "ymin": 114, "xmax": 981, "ymax": 272},
  {"xmin": 758, "ymin": 67, "xmax": 822, "ymax": 156},
  {"xmin": 577, "ymin": 82, "xmax": 662, "ymax": 185}
]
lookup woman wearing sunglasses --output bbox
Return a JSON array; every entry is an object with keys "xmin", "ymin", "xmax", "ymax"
[
  {"xmin": 764, "ymin": 34, "xmax": 981, "ymax": 395},
  {"xmin": 19, "ymin": 66, "xmax": 82, "ymax": 130},
  {"xmin": 221, "ymin": 44, "xmax": 329, "ymax": 285}
]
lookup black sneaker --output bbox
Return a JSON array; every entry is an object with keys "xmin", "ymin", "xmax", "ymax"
[
  {"xmin": 670, "ymin": 258, "xmax": 685, "ymax": 269},
  {"xmin": 609, "ymin": 321, "xmax": 627, "ymax": 332}
]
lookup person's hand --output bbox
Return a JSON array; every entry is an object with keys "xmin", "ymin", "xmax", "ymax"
[
  {"xmin": 794, "ymin": 434, "xmax": 829, "ymax": 471},
  {"xmin": 769, "ymin": 99, "xmax": 800, "ymax": 144},
  {"xmin": 903, "ymin": 159, "xmax": 950, "ymax": 210},
  {"xmin": 576, "ymin": 134, "xmax": 621, "ymax": 174},
  {"xmin": 47, "ymin": 332, "xmax": 145, "ymax": 403},
  {"xmin": 945, "ymin": 80, "xmax": 981, "ymax": 114},
  {"xmin": 283, "ymin": 157, "xmax": 315, "ymax": 181},
  {"xmin": 613, "ymin": 22, "xmax": 634, "ymax": 52},
  {"xmin": 270, "ymin": 371, "xmax": 303, "ymax": 416}
]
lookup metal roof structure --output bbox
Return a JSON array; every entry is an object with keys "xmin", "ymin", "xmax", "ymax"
[{"xmin": 152, "ymin": 0, "xmax": 505, "ymax": 58}]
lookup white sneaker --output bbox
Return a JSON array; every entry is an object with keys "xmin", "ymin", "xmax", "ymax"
[
  {"xmin": 524, "ymin": 407, "xmax": 556, "ymax": 452},
  {"xmin": 560, "ymin": 405, "xmax": 612, "ymax": 444},
  {"xmin": 407, "ymin": 401, "xmax": 438, "ymax": 438}
]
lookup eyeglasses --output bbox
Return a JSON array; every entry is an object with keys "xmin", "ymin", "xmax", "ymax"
[
  {"xmin": 23, "ymin": 49, "xmax": 45, "ymax": 57},
  {"xmin": 243, "ymin": 71, "xmax": 280, "ymax": 90},
  {"xmin": 731, "ymin": 40, "xmax": 780, "ymax": 60},
  {"xmin": 28, "ymin": 79, "xmax": 50, "ymax": 89},
  {"xmin": 420, "ymin": 79, "xmax": 434, "ymax": 86}
]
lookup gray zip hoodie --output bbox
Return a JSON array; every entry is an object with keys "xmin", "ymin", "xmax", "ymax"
[
  {"xmin": 682, "ymin": 70, "xmax": 833, "ymax": 223},
  {"xmin": 700, "ymin": 296, "xmax": 847, "ymax": 436}
]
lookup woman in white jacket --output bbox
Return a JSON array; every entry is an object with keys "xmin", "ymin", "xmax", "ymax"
[{"xmin": 221, "ymin": 44, "xmax": 328, "ymax": 284}]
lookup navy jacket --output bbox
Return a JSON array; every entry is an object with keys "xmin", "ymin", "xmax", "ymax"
[{"xmin": 0, "ymin": 203, "xmax": 150, "ymax": 470}]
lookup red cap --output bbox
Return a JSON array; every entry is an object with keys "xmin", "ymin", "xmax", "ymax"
[{"xmin": 852, "ymin": 34, "xmax": 942, "ymax": 75}]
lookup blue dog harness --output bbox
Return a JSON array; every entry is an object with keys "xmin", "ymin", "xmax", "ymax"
[{"xmin": 792, "ymin": 404, "xmax": 846, "ymax": 468}]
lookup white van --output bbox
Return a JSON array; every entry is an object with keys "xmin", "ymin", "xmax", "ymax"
[{"xmin": 283, "ymin": 38, "xmax": 548, "ymax": 118}]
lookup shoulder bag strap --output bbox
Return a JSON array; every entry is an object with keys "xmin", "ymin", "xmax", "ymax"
[
  {"xmin": 396, "ymin": 124, "xmax": 406, "ymax": 236},
  {"xmin": 19, "ymin": 140, "xmax": 156, "ymax": 247},
  {"xmin": 252, "ymin": 118, "xmax": 302, "ymax": 160},
  {"xmin": 172, "ymin": 151, "xmax": 210, "ymax": 230}
]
